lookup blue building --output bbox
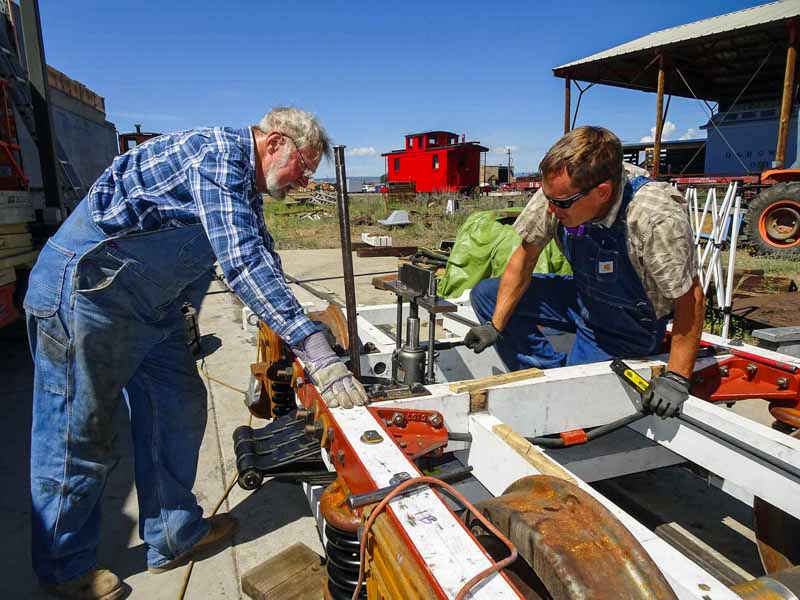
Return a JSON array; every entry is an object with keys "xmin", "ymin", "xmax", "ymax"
[{"xmin": 702, "ymin": 102, "xmax": 798, "ymax": 175}]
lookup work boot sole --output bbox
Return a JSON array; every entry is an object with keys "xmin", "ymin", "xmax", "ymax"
[
  {"xmin": 148, "ymin": 514, "xmax": 238, "ymax": 574},
  {"xmin": 41, "ymin": 582, "xmax": 125, "ymax": 600}
]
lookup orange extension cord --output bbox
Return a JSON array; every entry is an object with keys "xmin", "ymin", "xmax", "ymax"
[{"xmin": 351, "ymin": 476, "xmax": 519, "ymax": 600}]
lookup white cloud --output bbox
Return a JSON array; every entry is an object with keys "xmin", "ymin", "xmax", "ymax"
[
  {"xmin": 679, "ymin": 128, "xmax": 703, "ymax": 140},
  {"xmin": 348, "ymin": 146, "xmax": 377, "ymax": 157},
  {"xmin": 491, "ymin": 145, "xmax": 519, "ymax": 154},
  {"xmin": 661, "ymin": 121, "xmax": 677, "ymax": 138},
  {"xmin": 639, "ymin": 120, "xmax": 678, "ymax": 143}
]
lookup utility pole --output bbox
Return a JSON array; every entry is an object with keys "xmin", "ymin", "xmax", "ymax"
[{"xmin": 506, "ymin": 147, "xmax": 513, "ymax": 183}]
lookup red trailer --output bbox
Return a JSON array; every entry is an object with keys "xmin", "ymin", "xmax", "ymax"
[{"xmin": 382, "ymin": 131, "xmax": 488, "ymax": 194}]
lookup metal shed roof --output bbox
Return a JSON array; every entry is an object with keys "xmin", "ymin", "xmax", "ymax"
[{"xmin": 553, "ymin": 0, "xmax": 800, "ymax": 104}]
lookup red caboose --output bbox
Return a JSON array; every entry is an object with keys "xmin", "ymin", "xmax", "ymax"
[{"xmin": 382, "ymin": 131, "xmax": 488, "ymax": 194}]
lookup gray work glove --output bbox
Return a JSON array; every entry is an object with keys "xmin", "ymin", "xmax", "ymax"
[
  {"xmin": 464, "ymin": 321, "xmax": 501, "ymax": 354},
  {"xmin": 642, "ymin": 371, "xmax": 691, "ymax": 419},
  {"xmin": 293, "ymin": 331, "xmax": 369, "ymax": 409}
]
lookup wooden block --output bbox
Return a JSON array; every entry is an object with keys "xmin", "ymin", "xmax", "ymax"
[
  {"xmin": 492, "ymin": 423, "xmax": 577, "ymax": 484},
  {"xmin": 448, "ymin": 367, "xmax": 544, "ymax": 394},
  {"xmin": 241, "ymin": 542, "xmax": 325, "ymax": 600},
  {"xmin": 469, "ymin": 389, "xmax": 487, "ymax": 413}
]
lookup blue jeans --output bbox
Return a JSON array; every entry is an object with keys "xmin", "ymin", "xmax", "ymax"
[
  {"xmin": 24, "ymin": 201, "xmax": 214, "ymax": 583},
  {"xmin": 471, "ymin": 274, "xmax": 662, "ymax": 371}
]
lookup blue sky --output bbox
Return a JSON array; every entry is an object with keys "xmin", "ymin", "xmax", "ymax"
[{"xmin": 40, "ymin": 0, "xmax": 766, "ymax": 178}]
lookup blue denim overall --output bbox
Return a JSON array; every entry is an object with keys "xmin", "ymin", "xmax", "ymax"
[
  {"xmin": 471, "ymin": 176, "xmax": 669, "ymax": 371},
  {"xmin": 24, "ymin": 199, "xmax": 215, "ymax": 583}
]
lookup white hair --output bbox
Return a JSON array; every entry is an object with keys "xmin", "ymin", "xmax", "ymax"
[{"xmin": 257, "ymin": 107, "xmax": 331, "ymax": 160}]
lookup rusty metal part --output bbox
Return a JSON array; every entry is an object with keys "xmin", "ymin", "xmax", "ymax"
[
  {"xmin": 320, "ymin": 478, "xmax": 366, "ymax": 600},
  {"xmin": 729, "ymin": 565, "xmax": 800, "ymax": 599},
  {"xmin": 308, "ymin": 304, "xmax": 350, "ymax": 351},
  {"xmin": 472, "ymin": 475, "xmax": 677, "ymax": 600},
  {"xmin": 476, "ymin": 535, "xmax": 547, "ymax": 599},
  {"xmin": 249, "ymin": 322, "xmax": 297, "ymax": 418},
  {"xmin": 320, "ymin": 478, "xmax": 360, "ymax": 534},
  {"xmin": 754, "ymin": 429, "xmax": 800, "ymax": 575},
  {"xmin": 770, "ymin": 405, "xmax": 800, "ymax": 429}
]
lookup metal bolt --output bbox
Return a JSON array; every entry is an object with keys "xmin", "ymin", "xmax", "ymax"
[
  {"xmin": 391, "ymin": 412, "xmax": 407, "ymax": 427},
  {"xmin": 427, "ymin": 413, "xmax": 443, "ymax": 428},
  {"xmin": 746, "ymin": 363, "xmax": 758, "ymax": 377},
  {"xmin": 777, "ymin": 377, "xmax": 789, "ymax": 390},
  {"xmin": 719, "ymin": 366, "xmax": 729, "ymax": 377},
  {"xmin": 337, "ymin": 449, "xmax": 345, "ymax": 465}
]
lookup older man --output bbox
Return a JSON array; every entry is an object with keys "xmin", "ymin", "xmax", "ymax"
[
  {"xmin": 24, "ymin": 107, "xmax": 367, "ymax": 599},
  {"xmin": 466, "ymin": 126, "xmax": 705, "ymax": 420}
]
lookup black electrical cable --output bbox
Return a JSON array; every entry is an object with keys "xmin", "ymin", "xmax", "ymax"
[{"xmin": 528, "ymin": 412, "xmax": 646, "ymax": 448}]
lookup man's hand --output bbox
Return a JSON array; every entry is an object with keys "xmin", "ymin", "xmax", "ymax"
[
  {"xmin": 643, "ymin": 371, "xmax": 691, "ymax": 419},
  {"xmin": 464, "ymin": 322, "xmax": 501, "ymax": 354},
  {"xmin": 293, "ymin": 331, "xmax": 368, "ymax": 408}
]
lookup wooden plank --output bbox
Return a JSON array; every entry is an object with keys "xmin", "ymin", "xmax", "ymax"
[
  {"xmin": 0, "ymin": 245, "xmax": 33, "ymax": 257},
  {"xmin": 0, "ymin": 223, "xmax": 28, "ymax": 235},
  {"xmin": 0, "ymin": 233, "xmax": 33, "ymax": 249},
  {"xmin": 0, "ymin": 267, "xmax": 15, "ymax": 286},
  {"xmin": 448, "ymin": 366, "xmax": 544, "ymax": 393},
  {"xmin": 241, "ymin": 542, "xmax": 325, "ymax": 600},
  {"xmin": 0, "ymin": 249, "xmax": 38, "ymax": 269},
  {"xmin": 356, "ymin": 245, "xmax": 417, "ymax": 258},
  {"xmin": 371, "ymin": 273, "xmax": 397, "ymax": 291}
]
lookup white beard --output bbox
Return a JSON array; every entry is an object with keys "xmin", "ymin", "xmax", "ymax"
[{"xmin": 265, "ymin": 146, "xmax": 291, "ymax": 199}]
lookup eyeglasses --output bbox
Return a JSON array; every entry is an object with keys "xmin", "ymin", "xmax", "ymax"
[
  {"xmin": 542, "ymin": 181, "xmax": 600, "ymax": 210},
  {"xmin": 281, "ymin": 134, "xmax": 314, "ymax": 179}
]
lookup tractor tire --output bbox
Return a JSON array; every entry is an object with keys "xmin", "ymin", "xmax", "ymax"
[{"xmin": 745, "ymin": 182, "xmax": 800, "ymax": 257}]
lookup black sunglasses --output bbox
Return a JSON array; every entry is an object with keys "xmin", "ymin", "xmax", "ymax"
[
  {"xmin": 281, "ymin": 134, "xmax": 314, "ymax": 178},
  {"xmin": 542, "ymin": 181, "xmax": 601, "ymax": 210}
]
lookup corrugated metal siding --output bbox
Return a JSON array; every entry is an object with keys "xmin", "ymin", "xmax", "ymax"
[{"xmin": 556, "ymin": 0, "xmax": 800, "ymax": 70}]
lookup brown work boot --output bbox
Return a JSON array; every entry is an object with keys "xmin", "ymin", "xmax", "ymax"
[
  {"xmin": 148, "ymin": 513, "xmax": 238, "ymax": 574},
  {"xmin": 41, "ymin": 569, "xmax": 123, "ymax": 600}
]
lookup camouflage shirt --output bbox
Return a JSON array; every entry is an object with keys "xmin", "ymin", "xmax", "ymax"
[{"xmin": 513, "ymin": 164, "xmax": 696, "ymax": 318}]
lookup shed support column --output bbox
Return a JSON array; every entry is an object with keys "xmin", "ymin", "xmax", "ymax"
[
  {"xmin": 775, "ymin": 21, "xmax": 798, "ymax": 169},
  {"xmin": 564, "ymin": 78, "xmax": 571, "ymax": 134},
  {"xmin": 652, "ymin": 54, "xmax": 665, "ymax": 178}
]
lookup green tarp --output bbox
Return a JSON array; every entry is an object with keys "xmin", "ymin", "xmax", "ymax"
[{"xmin": 438, "ymin": 208, "xmax": 572, "ymax": 299}]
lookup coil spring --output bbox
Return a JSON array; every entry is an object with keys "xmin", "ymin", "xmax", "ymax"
[
  {"xmin": 324, "ymin": 522, "xmax": 365, "ymax": 600},
  {"xmin": 271, "ymin": 382, "xmax": 295, "ymax": 417}
]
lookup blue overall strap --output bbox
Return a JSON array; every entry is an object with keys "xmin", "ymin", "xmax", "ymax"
[{"xmin": 616, "ymin": 175, "xmax": 652, "ymax": 225}]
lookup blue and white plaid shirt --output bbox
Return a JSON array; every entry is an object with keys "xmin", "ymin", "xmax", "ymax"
[{"xmin": 87, "ymin": 127, "xmax": 318, "ymax": 346}]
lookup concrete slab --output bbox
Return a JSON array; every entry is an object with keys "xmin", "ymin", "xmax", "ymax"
[{"xmin": 277, "ymin": 248, "xmax": 400, "ymax": 309}]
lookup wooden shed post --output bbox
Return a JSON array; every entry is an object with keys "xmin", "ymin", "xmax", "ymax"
[
  {"xmin": 775, "ymin": 21, "xmax": 798, "ymax": 169},
  {"xmin": 652, "ymin": 54, "xmax": 665, "ymax": 178},
  {"xmin": 564, "ymin": 78, "xmax": 571, "ymax": 134}
]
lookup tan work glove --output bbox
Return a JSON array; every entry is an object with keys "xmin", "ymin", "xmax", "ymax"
[{"xmin": 293, "ymin": 331, "xmax": 369, "ymax": 409}]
